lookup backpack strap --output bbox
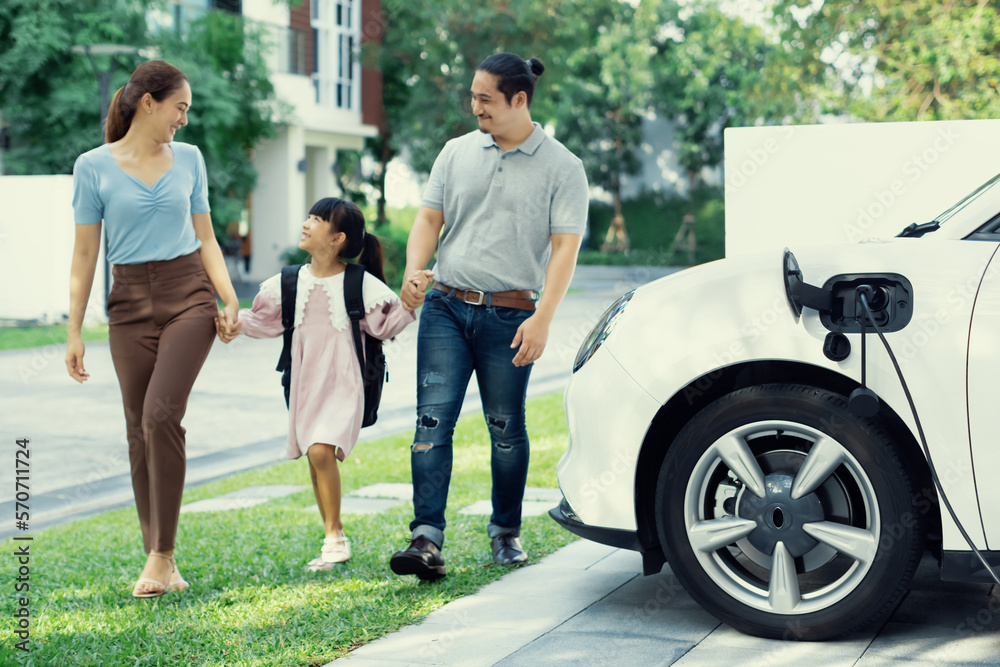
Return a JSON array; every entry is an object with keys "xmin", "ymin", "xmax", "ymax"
[
  {"xmin": 276, "ymin": 264, "xmax": 301, "ymax": 374},
  {"xmin": 344, "ymin": 262, "xmax": 367, "ymax": 373}
]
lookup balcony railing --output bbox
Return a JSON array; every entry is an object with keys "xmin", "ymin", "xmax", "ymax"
[{"xmin": 151, "ymin": 4, "xmax": 350, "ymax": 90}]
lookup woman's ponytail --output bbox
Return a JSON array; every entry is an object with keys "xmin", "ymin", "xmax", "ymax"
[
  {"xmin": 358, "ymin": 232, "xmax": 386, "ymax": 285},
  {"xmin": 104, "ymin": 85, "xmax": 133, "ymax": 144}
]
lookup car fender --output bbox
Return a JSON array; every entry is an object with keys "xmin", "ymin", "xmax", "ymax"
[{"xmin": 602, "ymin": 240, "xmax": 997, "ymax": 550}]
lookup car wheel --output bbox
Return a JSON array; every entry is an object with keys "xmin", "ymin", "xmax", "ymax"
[{"xmin": 655, "ymin": 383, "xmax": 925, "ymax": 640}]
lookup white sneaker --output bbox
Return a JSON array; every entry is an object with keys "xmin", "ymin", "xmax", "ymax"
[{"xmin": 321, "ymin": 536, "xmax": 351, "ymax": 564}]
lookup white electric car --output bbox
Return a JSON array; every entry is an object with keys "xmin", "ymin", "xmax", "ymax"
[{"xmin": 552, "ymin": 174, "xmax": 1000, "ymax": 640}]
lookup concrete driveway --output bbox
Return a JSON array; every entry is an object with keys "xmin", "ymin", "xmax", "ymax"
[{"xmin": 0, "ymin": 265, "xmax": 672, "ymax": 536}]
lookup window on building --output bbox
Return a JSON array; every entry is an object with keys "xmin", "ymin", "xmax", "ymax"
[
  {"xmin": 170, "ymin": 0, "xmax": 211, "ymax": 30},
  {"xmin": 310, "ymin": 0, "xmax": 356, "ymax": 109},
  {"xmin": 214, "ymin": 0, "xmax": 241, "ymax": 13},
  {"xmin": 155, "ymin": 0, "xmax": 240, "ymax": 35},
  {"xmin": 285, "ymin": 28, "xmax": 307, "ymax": 76}
]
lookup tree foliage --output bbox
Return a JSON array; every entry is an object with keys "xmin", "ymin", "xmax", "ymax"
[
  {"xmin": 19, "ymin": 0, "xmax": 978, "ymax": 254},
  {"xmin": 0, "ymin": 0, "xmax": 283, "ymax": 237},
  {"xmin": 379, "ymin": 0, "xmax": 568, "ymax": 174},
  {"xmin": 550, "ymin": 0, "xmax": 653, "ymax": 226},
  {"xmin": 365, "ymin": 0, "xmax": 802, "ymax": 248},
  {"xmin": 772, "ymin": 0, "xmax": 1000, "ymax": 121},
  {"xmin": 0, "ymin": 0, "xmax": 152, "ymax": 172},
  {"xmin": 361, "ymin": 0, "xmax": 586, "ymax": 225},
  {"xmin": 652, "ymin": 2, "xmax": 804, "ymax": 184}
]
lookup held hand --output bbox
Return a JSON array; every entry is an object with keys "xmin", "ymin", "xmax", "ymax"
[
  {"xmin": 65, "ymin": 337, "xmax": 89, "ymax": 383},
  {"xmin": 224, "ymin": 302, "xmax": 241, "ymax": 337},
  {"xmin": 216, "ymin": 305, "xmax": 242, "ymax": 344},
  {"xmin": 401, "ymin": 270, "xmax": 434, "ymax": 312},
  {"xmin": 510, "ymin": 314, "xmax": 549, "ymax": 367},
  {"xmin": 214, "ymin": 317, "xmax": 229, "ymax": 343},
  {"xmin": 411, "ymin": 269, "xmax": 434, "ymax": 291}
]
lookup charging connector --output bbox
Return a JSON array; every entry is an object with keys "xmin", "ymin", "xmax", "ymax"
[
  {"xmin": 855, "ymin": 284, "xmax": 890, "ymax": 322},
  {"xmin": 849, "ymin": 286, "xmax": 881, "ymax": 418}
]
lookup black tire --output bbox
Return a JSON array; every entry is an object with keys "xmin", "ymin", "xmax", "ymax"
[{"xmin": 655, "ymin": 384, "xmax": 925, "ymax": 640}]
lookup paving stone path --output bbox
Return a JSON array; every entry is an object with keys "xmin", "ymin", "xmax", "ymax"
[{"xmin": 181, "ymin": 483, "xmax": 563, "ymax": 518}]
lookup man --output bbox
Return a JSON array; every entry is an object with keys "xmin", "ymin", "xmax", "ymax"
[{"xmin": 390, "ymin": 53, "xmax": 588, "ymax": 580}]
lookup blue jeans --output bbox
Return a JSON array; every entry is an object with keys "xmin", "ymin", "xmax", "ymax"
[{"xmin": 409, "ymin": 288, "xmax": 533, "ymax": 548}]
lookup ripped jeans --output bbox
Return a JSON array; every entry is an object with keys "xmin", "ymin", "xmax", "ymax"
[{"xmin": 409, "ymin": 288, "xmax": 533, "ymax": 548}]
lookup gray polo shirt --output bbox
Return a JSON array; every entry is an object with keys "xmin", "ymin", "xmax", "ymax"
[{"xmin": 421, "ymin": 123, "xmax": 588, "ymax": 293}]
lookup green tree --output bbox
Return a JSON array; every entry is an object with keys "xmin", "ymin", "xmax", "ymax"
[
  {"xmin": 637, "ymin": 1, "xmax": 806, "ymax": 262},
  {"xmin": 772, "ymin": 0, "xmax": 1000, "ymax": 121},
  {"xmin": 156, "ymin": 10, "xmax": 285, "ymax": 234},
  {"xmin": 0, "ymin": 2, "xmax": 283, "ymax": 239},
  {"xmin": 358, "ymin": 36, "xmax": 409, "ymax": 227},
  {"xmin": 551, "ymin": 0, "xmax": 659, "ymax": 252},
  {"xmin": 0, "ymin": 0, "xmax": 152, "ymax": 173},
  {"xmin": 652, "ymin": 2, "xmax": 801, "ymax": 189},
  {"xmin": 362, "ymin": 0, "xmax": 581, "ymax": 225}
]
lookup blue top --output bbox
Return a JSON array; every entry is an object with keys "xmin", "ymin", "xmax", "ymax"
[{"xmin": 72, "ymin": 141, "xmax": 210, "ymax": 265}]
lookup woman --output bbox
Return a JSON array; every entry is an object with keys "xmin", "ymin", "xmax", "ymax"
[{"xmin": 66, "ymin": 60, "xmax": 241, "ymax": 598}]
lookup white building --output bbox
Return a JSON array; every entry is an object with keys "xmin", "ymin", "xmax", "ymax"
[{"xmin": 156, "ymin": 0, "xmax": 383, "ymax": 283}]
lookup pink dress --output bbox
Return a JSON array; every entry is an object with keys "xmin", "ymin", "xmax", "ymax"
[{"xmin": 239, "ymin": 265, "xmax": 416, "ymax": 461}]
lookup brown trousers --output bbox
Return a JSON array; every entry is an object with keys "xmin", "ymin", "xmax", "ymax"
[{"xmin": 107, "ymin": 252, "xmax": 217, "ymax": 553}]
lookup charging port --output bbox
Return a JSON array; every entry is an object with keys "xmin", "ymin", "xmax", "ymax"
[
  {"xmin": 819, "ymin": 274, "xmax": 913, "ymax": 334},
  {"xmin": 854, "ymin": 284, "xmax": 892, "ymax": 326}
]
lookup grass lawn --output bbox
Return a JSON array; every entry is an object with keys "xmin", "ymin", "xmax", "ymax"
[
  {"xmin": 0, "ymin": 323, "xmax": 109, "ymax": 352},
  {"xmin": 0, "ymin": 300, "xmax": 256, "ymax": 352},
  {"xmin": 0, "ymin": 393, "xmax": 577, "ymax": 666}
]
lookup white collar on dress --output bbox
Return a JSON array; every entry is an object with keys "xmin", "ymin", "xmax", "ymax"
[{"xmin": 258, "ymin": 264, "xmax": 399, "ymax": 331}]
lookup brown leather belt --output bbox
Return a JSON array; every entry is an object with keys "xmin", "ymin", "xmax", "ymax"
[{"xmin": 433, "ymin": 282, "xmax": 536, "ymax": 311}]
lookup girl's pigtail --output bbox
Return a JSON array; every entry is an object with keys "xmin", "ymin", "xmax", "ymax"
[{"xmin": 358, "ymin": 231, "xmax": 386, "ymax": 285}]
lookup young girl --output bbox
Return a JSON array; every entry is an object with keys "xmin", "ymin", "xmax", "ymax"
[{"xmin": 232, "ymin": 198, "xmax": 426, "ymax": 569}]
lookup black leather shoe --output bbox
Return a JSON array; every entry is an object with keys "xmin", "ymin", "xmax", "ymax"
[
  {"xmin": 390, "ymin": 536, "xmax": 446, "ymax": 581},
  {"xmin": 491, "ymin": 534, "xmax": 528, "ymax": 565}
]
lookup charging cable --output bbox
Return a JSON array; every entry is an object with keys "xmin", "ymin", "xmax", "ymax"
[{"xmin": 858, "ymin": 290, "xmax": 1000, "ymax": 588}]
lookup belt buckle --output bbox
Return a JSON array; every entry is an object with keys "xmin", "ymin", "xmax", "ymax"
[{"xmin": 463, "ymin": 289, "xmax": 485, "ymax": 306}]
